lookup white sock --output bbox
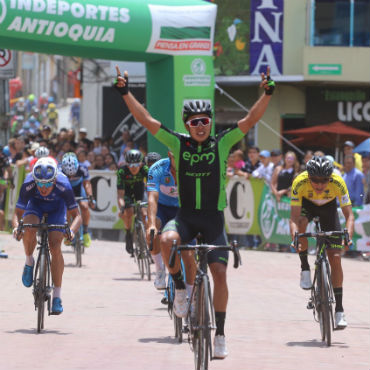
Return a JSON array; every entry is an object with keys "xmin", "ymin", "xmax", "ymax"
[
  {"xmin": 25, "ymin": 255, "xmax": 34, "ymax": 266},
  {"xmin": 53, "ymin": 287, "xmax": 61, "ymax": 299},
  {"xmin": 152, "ymin": 253, "xmax": 165, "ymax": 272},
  {"xmin": 186, "ymin": 283, "xmax": 194, "ymax": 299}
]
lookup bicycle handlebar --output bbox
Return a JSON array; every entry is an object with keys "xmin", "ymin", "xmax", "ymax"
[
  {"xmin": 169, "ymin": 240, "xmax": 242, "ymax": 269},
  {"xmin": 17, "ymin": 220, "xmax": 72, "ymax": 239},
  {"xmin": 294, "ymin": 228, "xmax": 350, "ymax": 249}
]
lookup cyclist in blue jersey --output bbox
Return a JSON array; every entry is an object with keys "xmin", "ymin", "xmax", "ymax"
[
  {"xmin": 146, "ymin": 152, "xmax": 196, "ymax": 295},
  {"xmin": 61, "ymin": 152, "xmax": 95, "ymax": 247},
  {"xmin": 114, "ymin": 65, "xmax": 275, "ymax": 359},
  {"xmin": 12, "ymin": 157, "xmax": 82, "ymax": 314}
]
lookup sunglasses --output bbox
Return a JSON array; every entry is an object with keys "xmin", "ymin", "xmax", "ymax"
[
  {"xmin": 128, "ymin": 163, "xmax": 141, "ymax": 168},
  {"xmin": 36, "ymin": 181, "xmax": 54, "ymax": 188},
  {"xmin": 310, "ymin": 177, "xmax": 330, "ymax": 184},
  {"xmin": 186, "ymin": 117, "xmax": 211, "ymax": 127}
]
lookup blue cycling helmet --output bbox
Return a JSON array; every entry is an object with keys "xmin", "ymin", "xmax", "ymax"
[
  {"xmin": 3, "ymin": 146, "xmax": 10, "ymax": 157},
  {"xmin": 61, "ymin": 152, "xmax": 79, "ymax": 176},
  {"xmin": 32, "ymin": 157, "xmax": 58, "ymax": 183}
]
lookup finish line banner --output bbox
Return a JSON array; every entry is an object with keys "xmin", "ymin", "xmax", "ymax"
[
  {"xmin": 0, "ymin": 0, "xmax": 216, "ymax": 59},
  {"xmin": 224, "ymin": 177, "xmax": 370, "ymax": 252}
]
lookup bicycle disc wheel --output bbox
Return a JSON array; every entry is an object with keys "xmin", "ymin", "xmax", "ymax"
[
  {"xmin": 194, "ymin": 275, "xmax": 210, "ymax": 370},
  {"xmin": 35, "ymin": 252, "xmax": 47, "ymax": 333},
  {"xmin": 321, "ymin": 262, "xmax": 331, "ymax": 346},
  {"xmin": 75, "ymin": 231, "xmax": 82, "ymax": 267}
]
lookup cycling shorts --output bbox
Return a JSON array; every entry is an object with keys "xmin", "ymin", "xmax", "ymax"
[
  {"xmin": 24, "ymin": 198, "xmax": 67, "ymax": 231},
  {"xmin": 72, "ymin": 183, "xmax": 87, "ymax": 199},
  {"xmin": 157, "ymin": 203, "xmax": 178, "ymax": 231},
  {"xmin": 163, "ymin": 208, "xmax": 229, "ymax": 266},
  {"xmin": 301, "ymin": 198, "xmax": 342, "ymax": 249}
]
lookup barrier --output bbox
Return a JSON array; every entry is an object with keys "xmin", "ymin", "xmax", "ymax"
[{"xmin": 5, "ymin": 168, "xmax": 370, "ymax": 251}]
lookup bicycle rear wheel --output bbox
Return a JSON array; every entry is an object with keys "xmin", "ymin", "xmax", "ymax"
[
  {"xmin": 136, "ymin": 222, "xmax": 151, "ymax": 280},
  {"xmin": 34, "ymin": 251, "xmax": 47, "ymax": 333},
  {"xmin": 75, "ymin": 231, "xmax": 82, "ymax": 267},
  {"xmin": 194, "ymin": 275, "xmax": 210, "ymax": 370},
  {"xmin": 320, "ymin": 261, "xmax": 332, "ymax": 346}
]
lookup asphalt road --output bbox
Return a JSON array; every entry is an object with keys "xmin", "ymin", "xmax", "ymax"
[{"xmin": 0, "ymin": 233, "xmax": 369, "ymax": 370}]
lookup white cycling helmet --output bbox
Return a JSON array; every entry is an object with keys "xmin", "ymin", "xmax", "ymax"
[
  {"xmin": 35, "ymin": 146, "xmax": 50, "ymax": 158},
  {"xmin": 32, "ymin": 157, "xmax": 58, "ymax": 184},
  {"xmin": 61, "ymin": 152, "xmax": 79, "ymax": 176}
]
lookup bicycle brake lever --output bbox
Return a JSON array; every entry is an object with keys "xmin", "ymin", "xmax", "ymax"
[
  {"xmin": 294, "ymin": 231, "xmax": 299, "ymax": 250},
  {"xmin": 169, "ymin": 240, "xmax": 178, "ymax": 268}
]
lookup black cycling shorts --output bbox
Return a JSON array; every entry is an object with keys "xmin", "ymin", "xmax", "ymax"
[
  {"xmin": 163, "ymin": 208, "xmax": 229, "ymax": 266},
  {"xmin": 301, "ymin": 198, "xmax": 342, "ymax": 248}
]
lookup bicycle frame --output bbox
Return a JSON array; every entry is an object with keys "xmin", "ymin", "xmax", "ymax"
[
  {"xmin": 295, "ymin": 216, "xmax": 349, "ymax": 346},
  {"xmin": 19, "ymin": 215, "xmax": 71, "ymax": 333},
  {"xmin": 169, "ymin": 240, "xmax": 241, "ymax": 370}
]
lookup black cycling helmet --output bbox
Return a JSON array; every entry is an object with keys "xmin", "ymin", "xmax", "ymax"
[
  {"xmin": 306, "ymin": 156, "xmax": 333, "ymax": 177},
  {"xmin": 146, "ymin": 152, "xmax": 162, "ymax": 166},
  {"xmin": 182, "ymin": 100, "xmax": 212, "ymax": 123},
  {"xmin": 125, "ymin": 149, "xmax": 143, "ymax": 164}
]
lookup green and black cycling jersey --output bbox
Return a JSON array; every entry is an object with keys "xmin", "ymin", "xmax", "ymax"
[
  {"xmin": 155, "ymin": 124, "xmax": 245, "ymax": 211},
  {"xmin": 116, "ymin": 165, "xmax": 148, "ymax": 202}
]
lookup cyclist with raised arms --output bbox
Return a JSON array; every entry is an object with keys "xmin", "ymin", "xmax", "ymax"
[
  {"xmin": 114, "ymin": 65, "xmax": 275, "ymax": 358},
  {"xmin": 12, "ymin": 157, "xmax": 82, "ymax": 314},
  {"xmin": 61, "ymin": 152, "xmax": 95, "ymax": 247},
  {"xmin": 289, "ymin": 156, "xmax": 354, "ymax": 329},
  {"xmin": 116, "ymin": 149, "xmax": 148, "ymax": 255}
]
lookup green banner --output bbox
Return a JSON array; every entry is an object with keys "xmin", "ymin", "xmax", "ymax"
[
  {"xmin": 0, "ymin": 0, "xmax": 216, "ymax": 60},
  {"xmin": 224, "ymin": 177, "xmax": 370, "ymax": 251}
]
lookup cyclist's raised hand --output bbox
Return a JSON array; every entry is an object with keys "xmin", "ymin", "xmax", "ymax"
[
  {"xmin": 113, "ymin": 66, "xmax": 129, "ymax": 96},
  {"xmin": 260, "ymin": 66, "xmax": 275, "ymax": 95}
]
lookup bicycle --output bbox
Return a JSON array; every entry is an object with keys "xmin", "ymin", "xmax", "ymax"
[
  {"xmin": 71, "ymin": 196, "xmax": 91, "ymax": 267},
  {"xmin": 294, "ymin": 216, "xmax": 349, "ymax": 347},
  {"xmin": 128, "ymin": 201, "xmax": 151, "ymax": 281},
  {"xmin": 17, "ymin": 215, "xmax": 71, "ymax": 333},
  {"xmin": 169, "ymin": 236, "xmax": 241, "ymax": 370}
]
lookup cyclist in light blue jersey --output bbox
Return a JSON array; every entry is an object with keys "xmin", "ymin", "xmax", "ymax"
[
  {"xmin": 146, "ymin": 152, "xmax": 196, "ymax": 298},
  {"xmin": 61, "ymin": 152, "xmax": 95, "ymax": 247},
  {"xmin": 12, "ymin": 157, "xmax": 82, "ymax": 314}
]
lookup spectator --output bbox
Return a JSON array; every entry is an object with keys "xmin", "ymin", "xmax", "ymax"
[
  {"xmin": 94, "ymin": 154, "xmax": 106, "ymax": 169},
  {"xmin": 233, "ymin": 149, "xmax": 245, "ymax": 170},
  {"xmin": 40, "ymin": 125, "xmax": 52, "ymax": 140},
  {"xmin": 104, "ymin": 153, "xmax": 116, "ymax": 169},
  {"xmin": 300, "ymin": 150, "xmax": 313, "ymax": 172},
  {"xmin": 8, "ymin": 138, "xmax": 23, "ymax": 164},
  {"xmin": 270, "ymin": 151, "xmax": 299, "ymax": 202},
  {"xmin": 240, "ymin": 146, "xmax": 260, "ymax": 180},
  {"xmin": 77, "ymin": 150, "xmax": 91, "ymax": 169},
  {"xmin": 87, "ymin": 151, "xmax": 95, "ymax": 169},
  {"xmin": 343, "ymin": 141, "xmax": 362, "ymax": 171},
  {"xmin": 78, "ymin": 128, "xmax": 88, "ymax": 142},
  {"xmin": 342, "ymin": 154, "xmax": 364, "ymax": 206},
  {"xmin": 119, "ymin": 129, "xmax": 133, "ymax": 158},
  {"xmin": 93, "ymin": 136, "xmax": 103, "ymax": 155},
  {"xmin": 362, "ymin": 153, "xmax": 370, "ymax": 204},
  {"xmin": 325, "ymin": 155, "xmax": 342, "ymax": 176},
  {"xmin": 108, "ymin": 162, "xmax": 118, "ymax": 171},
  {"xmin": 66, "ymin": 128, "xmax": 76, "ymax": 143},
  {"xmin": 270, "ymin": 149, "xmax": 283, "ymax": 169},
  {"xmin": 252, "ymin": 150, "xmax": 274, "ymax": 182},
  {"xmin": 314, "ymin": 150, "xmax": 325, "ymax": 157}
]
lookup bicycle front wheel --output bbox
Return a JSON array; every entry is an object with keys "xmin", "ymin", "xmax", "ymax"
[
  {"xmin": 320, "ymin": 261, "xmax": 332, "ymax": 346},
  {"xmin": 194, "ymin": 275, "xmax": 210, "ymax": 370},
  {"xmin": 136, "ymin": 222, "xmax": 151, "ymax": 281},
  {"xmin": 34, "ymin": 252, "xmax": 47, "ymax": 333}
]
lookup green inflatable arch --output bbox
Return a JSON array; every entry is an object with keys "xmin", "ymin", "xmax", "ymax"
[{"xmin": 0, "ymin": 0, "xmax": 217, "ymax": 153}]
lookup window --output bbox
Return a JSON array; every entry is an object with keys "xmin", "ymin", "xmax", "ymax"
[{"xmin": 311, "ymin": 0, "xmax": 370, "ymax": 47}]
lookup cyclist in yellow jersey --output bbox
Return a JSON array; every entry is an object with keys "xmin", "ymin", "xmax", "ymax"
[{"xmin": 289, "ymin": 156, "xmax": 354, "ymax": 329}]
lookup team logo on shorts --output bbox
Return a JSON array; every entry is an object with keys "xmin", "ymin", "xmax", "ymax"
[{"xmin": 165, "ymin": 176, "xmax": 170, "ymax": 184}]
